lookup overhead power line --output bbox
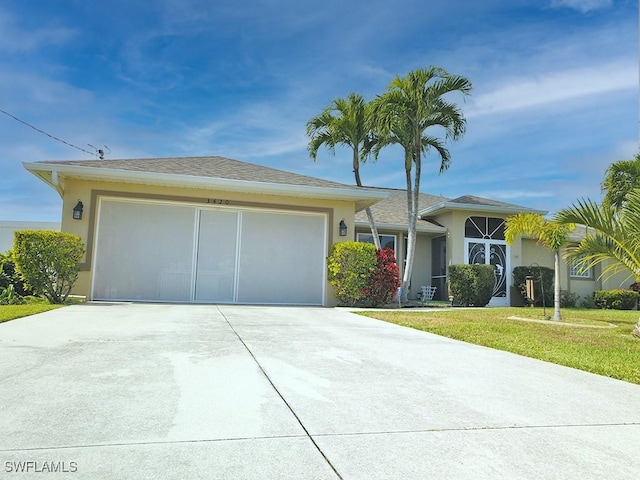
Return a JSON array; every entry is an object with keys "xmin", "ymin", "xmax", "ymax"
[{"xmin": 0, "ymin": 108, "xmax": 99, "ymax": 158}]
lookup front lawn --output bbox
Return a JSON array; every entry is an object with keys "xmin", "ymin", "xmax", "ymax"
[
  {"xmin": 359, "ymin": 307, "xmax": 640, "ymax": 384},
  {"xmin": 0, "ymin": 303, "xmax": 64, "ymax": 323}
]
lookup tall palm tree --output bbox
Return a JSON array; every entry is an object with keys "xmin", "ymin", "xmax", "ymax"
[
  {"xmin": 307, "ymin": 93, "xmax": 381, "ymax": 249},
  {"xmin": 505, "ymin": 213, "xmax": 574, "ymax": 321},
  {"xmin": 555, "ymin": 189, "xmax": 640, "ymax": 337},
  {"xmin": 602, "ymin": 153, "xmax": 640, "ymax": 210},
  {"xmin": 373, "ymin": 67, "xmax": 471, "ymax": 302}
]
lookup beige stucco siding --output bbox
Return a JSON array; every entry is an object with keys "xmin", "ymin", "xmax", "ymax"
[{"xmin": 61, "ymin": 178, "xmax": 356, "ymax": 306}]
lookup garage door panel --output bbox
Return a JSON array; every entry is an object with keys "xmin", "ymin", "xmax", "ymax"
[
  {"xmin": 238, "ymin": 211, "xmax": 325, "ymax": 305},
  {"xmin": 195, "ymin": 210, "xmax": 239, "ymax": 302},
  {"xmin": 93, "ymin": 199, "xmax": 326, "ymax": 305},
  {"xmin": 93, "ymin": 201, "xmax": 196, "ymax": 301}
]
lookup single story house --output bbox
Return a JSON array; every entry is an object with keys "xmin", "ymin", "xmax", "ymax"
[{"xmin": 23, "ymin": 156, "xmax": 630, "ymax": 306}]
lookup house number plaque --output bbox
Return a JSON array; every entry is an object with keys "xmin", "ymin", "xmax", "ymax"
[{"xmin": 207, "ymin": 198, "xmax": 231, "ymax": 205}]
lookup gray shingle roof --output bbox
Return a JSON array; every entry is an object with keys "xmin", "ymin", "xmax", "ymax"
[
  {"xmin": 355, "ymin": 188, "xmax": 449, "ymax": 225},
  {"xmin": 38, "ymin": 156, "xmax": 354, "ymax": 190},
  {"xmin": 449, "ymin": 195, "xmax": 529, "ymax": 209}
]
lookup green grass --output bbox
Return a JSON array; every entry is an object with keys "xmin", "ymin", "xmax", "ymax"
[
  {"xmin": 0, "ymin": 303, "xmax": 64, "ymax": 323},
  {"xmin": 359, "ymin": 307, "xmax": 640, "ymax": 384}
]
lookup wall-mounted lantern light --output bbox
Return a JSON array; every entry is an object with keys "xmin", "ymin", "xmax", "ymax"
[
  {"xmin": 72, "ymin": 200, "xmax": 84, "ymax": 220},
  {"xmin": 339, "ymin": 219, "xmax": 348, "ymax": 237}
]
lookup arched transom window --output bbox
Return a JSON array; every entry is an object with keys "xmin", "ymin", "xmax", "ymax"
[{"xmin": 464, "ymin": 216, "xmax": 505, "ymax": 240}]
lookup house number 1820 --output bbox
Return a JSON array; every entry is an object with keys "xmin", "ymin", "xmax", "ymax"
[{"xmin": 207, "ymin": 199, "xmax": 230, "ymax": 205}]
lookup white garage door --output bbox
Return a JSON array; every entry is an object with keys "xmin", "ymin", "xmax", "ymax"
[{"xmin": 92, "ymin": 198, "xmax": 327, "ymax": 305}]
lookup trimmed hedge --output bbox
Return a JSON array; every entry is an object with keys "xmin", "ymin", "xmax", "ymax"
[
  {"xmin": 512, "ymin": 266, "xmax": 554, "ymax": 307},
  {"xmin": 327, "ymin": 242, "xmax": 377, "ymax": 306},
  {"xmin": 13, "ymin": 230, "xmax": 85, "ymax": 304},
  {"xmin": 593, "ymin": 289, "xmax": 638, "ymax": 310},
  {"xmin": 449, "ymin": 264, "xmax": 495, "ymax": 307}
]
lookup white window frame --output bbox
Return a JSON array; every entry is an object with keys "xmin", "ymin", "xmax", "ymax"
[
  {"xmin": 356, "ymin": 233, "xmax": 397, "ymax": 252},
  {"xmin": 569, "ymin": 255, "xmax": 593, "ymax": 279}
]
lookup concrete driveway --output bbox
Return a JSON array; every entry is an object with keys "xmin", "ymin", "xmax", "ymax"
[{"xmin": 1, "ymin": 304, "xmax": 639, "ymax": 479}]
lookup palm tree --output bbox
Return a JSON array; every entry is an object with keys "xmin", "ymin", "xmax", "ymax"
[
  {"xmin": 307, "ymin": 93, "xmax": 381, "ymax": 249},
  {"xmin": 505, "ymin": 213, "xmax": 574, "ymax": 321},
  {"xmin": 555, "ymin": 189, "xmax": 640, "ymax": 337},
  {"xmin": 373, "ymin": 67, "xmax": 471, "ymax": 302},
  {"xmin": 602, "ymin": 153, "xmax": 640, "ymax": 210}
]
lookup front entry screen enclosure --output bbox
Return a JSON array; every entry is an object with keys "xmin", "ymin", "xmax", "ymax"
[
  {"xmin": 464, "ymin": 216, "xmax": 509, "ymax": 306},
  {"xmin": 93, "ymin": 198, "xmax": 327, "ymax": 305}
]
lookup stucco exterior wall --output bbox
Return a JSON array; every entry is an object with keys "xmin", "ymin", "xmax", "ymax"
[{"xmin": 61, "ymin": 178, "xmax": 356, "ymax": 306}]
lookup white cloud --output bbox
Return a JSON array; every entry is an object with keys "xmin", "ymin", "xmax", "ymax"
[
  {"xmin": 550, "ymin": 0, "xmax": 613, "ymax": 13},
  {"xmin": 468, "ymin": 59, "xmax": 637, "ymax": 117},
  {"xmin": 0, "ymin": 9, "xmax": 75, "ymax": 53}
]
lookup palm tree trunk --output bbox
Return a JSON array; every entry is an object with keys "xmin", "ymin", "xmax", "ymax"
[
  {"xmin": 401, "ymin": 144, "xmax": 420, "ymax": 304},
  {"xmin": 364, "ymin": 206, "xmax": 381, "ymax": 249},
  {"xmin": 554, "ymin": 251, "xmax": 562, "ymax": 321},
  {"xmin": 401, "ymin": 160, "xmax": 414, "ymax": 303},
  {"xmin": 353, "ymin": 150, "xmax": 381, "ymax": 249}
]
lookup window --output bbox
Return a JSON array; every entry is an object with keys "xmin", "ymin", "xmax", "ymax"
[
  {"xmin": 464, "ymin": 216, "xmax": 505, "ymax": 240},
  {"xmin": 569, "ymin": 255, "xmax": 592, "ymax": 279},
  {"xmin": 357, "ymin": 233, "xmax": 396, "ymax": 252}
]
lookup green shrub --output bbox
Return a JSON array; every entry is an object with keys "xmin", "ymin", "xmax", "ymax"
[
  {"xmin": 0, "ymin": 285, "xmax": 24, "ymax": 305},
  {"xmin": 560, "ymin": 290, "xmax": 580, "ymax": 308},
  {"xmin": 512, "ymin": 266, "xmax": 554, "ymax": 307},
  {"xmin": 448, "ymin": 264, "xmax": 495, "ymax": 307},
  {"xmin": 580, "ymin": 296, "xmax": 596, "ymax": 309},
  {"xmin": 13, "ymin": 230, "xmax": 85, "ymax": 304},
  {"xmin": 593, "ymin": 289, "xmax": 638, "ymax": 310},
  {"xmin": 327, "ymin": 242, "xmax": 377, "ymax": 306},
  {"xmin": 0, "ymin": 250, "xmax": 31, "ymax": 296}
]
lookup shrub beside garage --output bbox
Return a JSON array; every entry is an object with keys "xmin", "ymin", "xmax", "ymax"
[
  {"xmin": 327, "ymin": 242, "xmax": 400, "ymax": 307},
  {"xmin": 11, "ymin": 230, "xmax": 84, "ymax": 304}
]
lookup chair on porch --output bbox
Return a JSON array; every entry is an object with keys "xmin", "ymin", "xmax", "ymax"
[{"xmin": 420, "ymin": 285, "xmax": 437, "ymax": 303}]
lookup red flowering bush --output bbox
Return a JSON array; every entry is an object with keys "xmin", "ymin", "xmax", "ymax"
[
  {"xmin": 327, "ymin": 244, "xmax": 400, "ymax": 307},
  {"xmin": 361, "ymin": 248, "xmax": 401, "ymax": 307}
]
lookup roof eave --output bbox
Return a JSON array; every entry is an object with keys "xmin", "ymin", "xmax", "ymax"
[
  {"xmin": 354, "ymin": 220, "xmax": 447, "ymax": 234},
  {"xmin": 23, "ymin": 162, "xmax": 388, "ymax": 206},
  {"xmin": 419, "ymin": 202, "xmax": 547, "ymax": 217}
]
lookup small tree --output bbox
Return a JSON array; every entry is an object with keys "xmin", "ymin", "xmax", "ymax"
[
  {"xmin": 13, "ymin": 231, "xmax": 85, "ymax": 304},
  {"xmin": 505, "ymin": 213, "xmax": 574, "ymax": 321}
]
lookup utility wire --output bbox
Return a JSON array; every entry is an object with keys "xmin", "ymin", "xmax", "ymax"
[{"xmin": 0, "ymin": 108, "xmax": 98, "ymax": 158}]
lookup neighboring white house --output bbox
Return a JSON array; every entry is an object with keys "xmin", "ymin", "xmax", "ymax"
[{"xmin": 0, "ymin": 221, "xmax": 61, "ymax": 253}]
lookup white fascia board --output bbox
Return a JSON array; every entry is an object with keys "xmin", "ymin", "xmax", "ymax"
[
  {"xmin": 419, "ymin": 201, "xmax": 547, "ymax": 217},
  {"xmin": 24, "ymin": 162, "xmax": 388, "ymax": 204},
  {"xmin": 354, "ymin": 220, "xmax": 447, "ymax": 234}
]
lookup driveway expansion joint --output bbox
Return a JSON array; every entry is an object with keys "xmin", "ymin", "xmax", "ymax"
[
  {"xmin": 309, "ymin": 421, "xmax": 640, "ymax": 438},
  {"xmin": 216, "ymin": 306, "xmax": 345, "ymax": 480},
  {"xmin": 0, "ymin": 434, "xmax": 311, "ymax": 453}
]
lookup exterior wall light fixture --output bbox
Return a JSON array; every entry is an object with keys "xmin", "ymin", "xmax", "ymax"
[
  {"xmin": 339, "ymin": 219, "xmax": 348, "ymax": 237},
  {"xmin": 72, "ymin": 200, "xmax": 84, "ymax": 220}
]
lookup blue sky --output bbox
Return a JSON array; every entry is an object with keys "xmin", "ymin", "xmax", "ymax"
[{"xmin": 0, "ymin": 0, "xmax": 637, "ymax": 221}]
